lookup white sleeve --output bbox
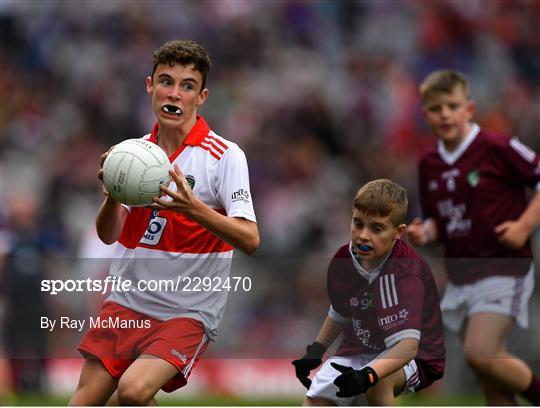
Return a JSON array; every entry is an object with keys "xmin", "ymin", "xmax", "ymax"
[
  {"xmin": 384, "ymin": 329, "xmax": 421, "ymax": 349},
  {"xmin": 328, "ymin": 305, "xmax": 350, "ymax": 323},
  {"xmin": 215, "ymin": 145, "xmax": 256, "ymax": 222}
]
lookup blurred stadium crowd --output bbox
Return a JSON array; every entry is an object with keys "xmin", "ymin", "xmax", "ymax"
[{"xmin": 1, "ymin": 0, "xmax": 539, "ymax": 398}]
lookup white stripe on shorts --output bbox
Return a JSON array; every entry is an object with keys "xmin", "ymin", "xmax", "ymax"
[{"xmin": 182, "ymin": 334, "xmax": 207, "ymax": 377}]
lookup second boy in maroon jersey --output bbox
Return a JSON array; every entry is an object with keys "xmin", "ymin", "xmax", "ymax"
[
  {"xmin": 328, "ymin": 240, "xmax": 445, "ymax": 369},
  {"xmin": 293, "ymin": 180, "xmax": 445, "ymax": 406},
  {"xmin": 418, "ymin": 123, "xmax": 538, "ymax": 284},
  {"xmin": 408, "ymin": 69, "xmax": 540, "ymax": 405}
]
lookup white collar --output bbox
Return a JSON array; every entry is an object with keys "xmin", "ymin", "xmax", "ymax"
[
  {"xmin": 438, "ymin": 123, "xmax": 480, "ymax": 166},
  {"xmin": 348, "ymin": 242, "xmax": 393, "ymax": 284}
]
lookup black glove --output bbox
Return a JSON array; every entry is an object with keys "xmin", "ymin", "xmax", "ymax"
[
  {"xmin": 332, "ymin": 363, "xmax": 378, "ymax": 398},
  {"xmin": 291, "ymin": 341, "xmax": 327, "ymax": 389}
]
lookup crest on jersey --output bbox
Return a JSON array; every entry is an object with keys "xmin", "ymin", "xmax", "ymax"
[
  {"xmin": 185, "ymin": 174, "xmax": 196, "ymax": 190},
  {"xmin": 467, "ymin": 170, "xmax": 479, "ymax": 187}
]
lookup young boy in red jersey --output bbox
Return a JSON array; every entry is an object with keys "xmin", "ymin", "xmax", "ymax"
[
  {"xmin": 69, "ymin": 40, "xmax": 259, "ymax": 405},
  {"xmin": 293, "ymin": 179, "xmax": 445, "ymax": 405},
  {"xmin": 407, "ymin": 69, "xmax": 540, "ymax": 405}
]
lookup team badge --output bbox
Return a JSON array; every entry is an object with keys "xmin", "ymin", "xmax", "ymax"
[
  {"xmin": 185, "ymin": 174, "xmax": 196, "ymax": 190},
  {"xmin": 467, "ymin": 170, "xmax": 480, "ymax": 187}
]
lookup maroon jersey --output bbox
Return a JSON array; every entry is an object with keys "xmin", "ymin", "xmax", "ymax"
[
  {"xmin": 418, "ymin": 125, "xmax": 539, "ymax": 284},
  {"xmin": 328, "ymin": 239, "xmax": 445, "ymax": 369}
]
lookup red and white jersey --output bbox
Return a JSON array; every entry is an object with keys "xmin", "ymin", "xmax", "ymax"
[
  {"xmin": 107, "ymin": 116, "xmax": 256, "ymax": 341},
  {"xmin": 418, "ymin": 123, "xmax": 539, "ymax": 284}
]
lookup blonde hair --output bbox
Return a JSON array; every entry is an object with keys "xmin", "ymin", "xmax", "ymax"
[
  {"xmin": 354, "ymin": 179, "xmax": 408, "ymax": 226},
  {"xmin": 419, "ymin": 69, "xmax": 470, "ymax": 102}
]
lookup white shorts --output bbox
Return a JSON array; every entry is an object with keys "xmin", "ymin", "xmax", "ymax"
[
  {"xmin": 306, "ymin": 353, "xmax": 420, "ymax": 406},
  {"xmin": 441, "ymin": 263, "xmax": 534, "ymax": 333}
]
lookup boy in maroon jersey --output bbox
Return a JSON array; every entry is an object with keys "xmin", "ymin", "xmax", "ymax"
[
  {"xmin": 292, "ymin": 179, "xmax": 445, "ymax": 405},
  {"xmin": 407, "ymin": 69, "xmax": 540, "ymax": 405}
]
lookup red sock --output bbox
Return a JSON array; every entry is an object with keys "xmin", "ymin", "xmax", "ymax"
[{"xmin": 521, "ymin": 374, "xmax": 540, "ymax": 405}]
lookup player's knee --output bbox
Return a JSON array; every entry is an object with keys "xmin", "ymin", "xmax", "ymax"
[
  {"xmin": 463, "ymin": 338, "xmax": 497, "ymax": 363},
  {"xmin": 117, "ymin": 377, "xmax": 155, "ymax": 406},
  {"xmin": 464, "ymin": 351, "xmax": 496, "ymax": 375}
]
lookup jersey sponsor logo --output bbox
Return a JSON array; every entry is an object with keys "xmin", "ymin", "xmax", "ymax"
[
  {"xmin": 377, "ymin": 307, "xmax": 409, "ymax": 329},
  {"xmin": 379, "ymin": 274, "xmax": 398, "ymax": 309},
  {"xmin": 437, "ymin": 199, "xmax": 471, "ymax": 237},
  {"xmin": 510, "ymin": 137, "xmax": 535, "ymax": 163},
  {"xmin": 171, "ymin": 349, "xmax": 187, "ymax": 364},
  {"xmin": 349, "ymin": 292, "xmax": 374, "ymax": 309},
  {"xmin": 350, "ymin": 292, "xmax": 374, "ymax": 309},
  {"xmin": 441, "ymin": 168, "xmax": 460, "ymax": 192},
  {"xmin": 351, "ymin": 318, "xmax": 381, "ymax": 350},
  {"xmin": 185, "ymin": 174, "xmax": 196, "ymax": 190},
  {"xmin": 231, "ymin": 188, "xmax": 250, "ymax": 203},
  {"xmin": 467, "ymin": 170, "xmax": 480, "ymax": 187},
  {"xmin": 398, "ymin": 308, "xmax": 409, "ymax": 319},
  {"xmin": 359, "ymin": 291, "xmax": 374, "ymax": 310},
  {"xmin": 140, "ymin": 215, "xmax": 167, "ymax": 246}
]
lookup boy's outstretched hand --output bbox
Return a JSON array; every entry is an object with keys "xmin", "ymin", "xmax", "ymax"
[
  {"xmin": 494, "ymin": 220, "xmax": 529, "ymax": 250},
  {"xmin": 331, "ymin": 363, "xmax": 378, "ymax": 397},
  {"xmin": 151, "ymin": 165, "xmax": 198, "ymax": 213},
  {"xmin": 292, "ymin": 341, "xmax": 327, "ymax": 389}
]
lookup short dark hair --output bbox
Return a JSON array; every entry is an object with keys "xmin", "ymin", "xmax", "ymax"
[
  {"xmin": 151, "ymin": 40, "xmax": 212, "ymax": 91},
  {"xmin": 419, "ymin": 69, "xmax": 470, "ymax": 102},
  {"xmin": 354, "ymin": 179, "xmax": 408, "ymax": 226}
]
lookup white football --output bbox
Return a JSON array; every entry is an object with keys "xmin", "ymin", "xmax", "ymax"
[{"xmin": 102, "ymin": 139, "xmax": 171, "ymax": 206}]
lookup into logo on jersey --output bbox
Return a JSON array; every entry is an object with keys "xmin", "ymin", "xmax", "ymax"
[
  {"xmin": 378, "ymin": 308, "xmax": 409, "ymax": 329},
  {"xmin": 140, "ymin": 216, "xmax": 167, "ymax": 246},
  {"xmin": 398, "ymin": 308, "xmax": 409, "ymax": 319}
]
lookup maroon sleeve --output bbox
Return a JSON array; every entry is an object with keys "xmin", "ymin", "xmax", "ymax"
[
  {"xmin": 497, "ymin": 137, "xmax": 540, "ymax": 189},
  {"xmin": 375, "ymin": 272, "xmax": 423, "ymax": 349},
  {"xmin": 418, "ymin": 159, "xmax": 435, "ymax": 219},
  {"xmin": 327, "ymin": 252, "xmax": 352, "ymax": 319}
]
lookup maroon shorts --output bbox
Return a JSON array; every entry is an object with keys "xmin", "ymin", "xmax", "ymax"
[
  {"xmin": 78, "ymin": 301, "xmax": 209, "ymax": 392},
  {"xmin": 414, "ymin": 358, "xmax": 445, "ymax": 391}
]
